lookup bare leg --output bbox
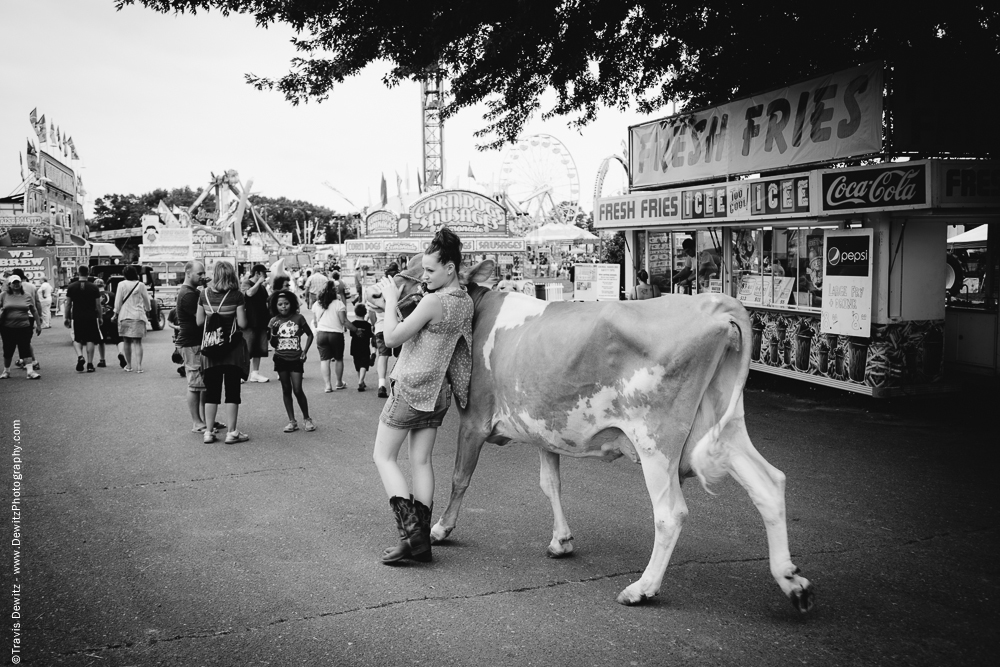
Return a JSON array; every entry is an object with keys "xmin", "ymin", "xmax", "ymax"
[
  {"xmin": 372, "ymin": 422, "xmax": 411, "ymax": 499},
  {"xmin": 290, "ymin": 372, "xmax": 309, "ymax": 420},
  {"xmin": 225, "ymin": 403, "xmax": 239, "ymax": 433},
  {"xmin": 278, "ymin": 371, "xmax": 295, "ymax": 420},
  {"xmin": 132, "ymin": 339, "xmax": 144, "ymax": 371},
  {"xmin": 122, "ymin": 338, "xmax": 133, "ymax": 369},
  {"xmin": 335, "ymin": 359, "xmax": 345, "ymax": 386},
  {"xmin": 539, "ymin": 450, "xmax": 574, "ymax": 557},
  {"xmin": 408, "ymin": 427, "xmax": 438, "ymax": 506},
  {"xmin": 85, "ymin": 341, "xmax": 96, "ymax": 365},
  {"xmin": 376, "ymin": 355, "xmax": 388, "ymax": 386},
  {"xmin": 188, "ymin": 389, "xmax": 206, "ymax": 429},
  {"xmin": 320, "ymin": 359, "xmax": 333, "ymax": 391}
]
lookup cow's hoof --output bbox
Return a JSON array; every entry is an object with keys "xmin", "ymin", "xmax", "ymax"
[
  {"xmin": 789, "ymin": 580, "xmax": 815, "ymax": 613},
  {"xmin": 430, "ymin": 522, "xmax": 452, "ymax": 544},
  {"xmin": 546, "ymin": 536, "xmax": 574, "ymax": 559},
  {"xmin": 616, "ymin": 586, "xmax": 653, "ymax": 606}
]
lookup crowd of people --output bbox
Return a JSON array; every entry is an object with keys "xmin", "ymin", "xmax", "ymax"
[{"xmin": 2, "ymin": 228, "xmax": 475, "ymax": 567}]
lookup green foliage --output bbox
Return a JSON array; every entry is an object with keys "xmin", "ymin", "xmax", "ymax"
[
  {"xmin": 600, "ymin": 231, "xmax": 625, "ymax": 266},
  {"xmin": 117, "ymin": 1, "xmax": 999, "ymax": 149}
]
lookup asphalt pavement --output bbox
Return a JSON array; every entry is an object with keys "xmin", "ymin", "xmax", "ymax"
[{"xmin": 2, "ymin": 325, "xmax": 998, "ymax": 666}]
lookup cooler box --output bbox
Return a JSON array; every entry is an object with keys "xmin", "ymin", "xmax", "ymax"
[{"xmin": 534, "ymin": 283, "xmax": 564, "ymax": 301}]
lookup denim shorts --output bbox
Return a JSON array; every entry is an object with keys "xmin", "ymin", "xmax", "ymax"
[{"xmin": 379, "ymin": 382, "xmax": 451, "ymax": 430}]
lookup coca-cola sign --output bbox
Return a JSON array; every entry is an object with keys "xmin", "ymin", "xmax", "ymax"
[{"xmin": 822, "ymin": 163, "xmax": 928, "ymax": 212}]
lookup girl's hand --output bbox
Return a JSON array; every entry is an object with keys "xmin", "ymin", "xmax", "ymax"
[
  {"xmin": 300, "ymin": 351, "xmax": 308, "ymax": 361},
  {"xmin": 379, "ymin": 276, "xmax": 399, "ymax": 305}
]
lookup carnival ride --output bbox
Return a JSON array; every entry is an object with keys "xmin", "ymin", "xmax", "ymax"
[
  {"xmin": 594, "ymin": 154, "xmax": 630, "ymax": 201},
  {"xmin": 500, "ymin": 134, "xmax": 581, "ymax": 227}
]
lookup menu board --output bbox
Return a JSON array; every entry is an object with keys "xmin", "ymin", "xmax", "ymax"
[
  {"xmin": 737, "ymin": 275, "xmax": 796, "ymax": 306},
  {"xmin": 648, "ymin": 232, "xmax": 672, "ymax": 280},
  {"xmin": 574, "ymin": 263, "xmax": 621, "ymax": 301}
]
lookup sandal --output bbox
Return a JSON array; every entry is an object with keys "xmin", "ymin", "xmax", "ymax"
[
  {"xmin": 302, "ymin": 418, "xmax": 316, "ymax": 432},
  {"xmin": 225, "ymin": 430, "xmax": 250, "ymax": 444},
  {"xmin": 283, "ymin": 421, "xmax": 299, "ymax": 433}
]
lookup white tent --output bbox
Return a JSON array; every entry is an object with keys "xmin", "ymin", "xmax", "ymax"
[
  {"xmin": 522, "ymin": 223, "xmax": 598, "ymax": 244},
  {"xmin": 88, "ymin": 242, "xmax": 123, "ymax": 257},
  {"xmin": 947, "ymin": 226, "xmax": 988, "ymax": 245}
]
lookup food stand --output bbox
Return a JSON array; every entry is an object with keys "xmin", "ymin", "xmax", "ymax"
[{"xmin": 595, "ymin": 63, "xmax": 998, "ymax": 395}]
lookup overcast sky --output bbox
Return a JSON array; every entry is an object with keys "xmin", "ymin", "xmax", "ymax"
[{"xmin": 0, "ymin": 0, "xmax": 647, "ymax": 218}]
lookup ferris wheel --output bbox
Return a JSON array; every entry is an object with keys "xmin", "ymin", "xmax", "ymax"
[{"xmin": 500, "ymin": 134, "xmax": 581, "ymax": 225}]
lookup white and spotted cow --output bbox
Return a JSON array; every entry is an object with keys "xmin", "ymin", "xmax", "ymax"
[{"xmin": 394, "ymin": 257, "xmax": 813, "ymax": 611}]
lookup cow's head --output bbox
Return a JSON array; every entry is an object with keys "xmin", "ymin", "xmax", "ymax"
[{"xmin": 390, "ymin": 254, "xmax": 496, "ymax": 318}]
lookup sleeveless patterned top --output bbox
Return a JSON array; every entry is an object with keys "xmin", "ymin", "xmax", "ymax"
[{"xmin": 390, "ymin": 288, "xmax": 474, "ymax": 412}]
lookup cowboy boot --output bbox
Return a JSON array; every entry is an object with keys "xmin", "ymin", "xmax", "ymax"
[
  {"xmin": 412, "ymin": 498, "xmax": 433, "ymax": 562},
  {"xmin": 381, "ymin": 496, "xmax": 423, "ymax": 564}
]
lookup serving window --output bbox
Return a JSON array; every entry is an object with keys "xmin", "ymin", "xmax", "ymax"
[
  {"xmin": 730, "ymin": 224, "xmax": 841, "ymax": 311},
  {"xmin": 646, "ymin": 229, "xmax": 722, "ymax": 295}
]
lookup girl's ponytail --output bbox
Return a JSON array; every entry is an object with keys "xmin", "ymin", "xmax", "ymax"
[{"xmin": 426, "ymin": 227, "xmax": 463, "ymax": 271}]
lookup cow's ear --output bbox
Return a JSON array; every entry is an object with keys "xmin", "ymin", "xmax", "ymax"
[{"xmin": 463, "ymin": 259, "xmax": 496, "ymax": 285}]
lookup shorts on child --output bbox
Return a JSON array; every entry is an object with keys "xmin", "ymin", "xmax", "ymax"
[
  {"xmin": 273, "ymin": 356, "xmax": 305, "ymax": 374},
  {"xmin": 379, "ymin": 382, "xmax": 451, "ymax": 430},
  {"xmin": 353, "ymin": 354, "xmax": 370, "ymax": 373},
  {"xmin": 374, "ymin": 331, "xmax": 400, "ymax": 358},
  {"xmin": 316, "ymin": 331, "xmax": 344, "ymax": 361}
]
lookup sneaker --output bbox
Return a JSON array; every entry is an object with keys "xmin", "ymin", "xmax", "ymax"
[
  {"xmin": 302, "ymin": 418, "xmax": 316, "ymax": 432},
  {"xmin": 358, "ymin": 383, "xmax": 366, "ymax": 392},
  {"xmin": 203, "ymin": 431, "xmax": 217, "ymax": 444},
  {"xmin": 97, "ymin": 359, "xmax": 107, "ymax": 368},
  {"xmin": 225, "ymin": 430, "xmax": 250, "ymax": 444},
  {"xmin": 283, "ymin": 421, "xmax": 299, "ymax": 433},
  {"xmin": 86, "ymin": 363, "xmax": 95, "ymax": 373},
  {"xmin": 118, "ymin": 353, "xmax": 127, "ymax": 368},
  {"xmin": 26, "ymin": 371, "xmax": 40, "ymax": 380},
  {"xmin": 0, "ymin": 371, "xmax": 9, "ymax": 379},
  {"xmin": 251, "ymin": 372, "xmax": 269, "ymax": 383},
  {"xmin": 76, "ymin": 357, "xmax": 85, "ymax": 372},
  {"xmin": 334, "ymin": 382, "xmax": 347, "ymax": 390},
  {"xmin": 377, "ymin": 386, "xmax": 388, "ymax": 398}
]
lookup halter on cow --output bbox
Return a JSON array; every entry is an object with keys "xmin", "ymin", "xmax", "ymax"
[{"xmin": 391, "ymin": 255, "xmax": 814, "ymax": 612}]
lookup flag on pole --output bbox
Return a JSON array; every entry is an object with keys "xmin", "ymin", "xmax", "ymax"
[
  {"xmin": 405, "ymin": 164, "xmax": 411, "ymax": 194},
  {"xmin": 25, "ymin": 139, "xmax": 37, "ymax": 173},
  {"xmin": 467, "ymin": 163, "xmax": 475, "ymax": 180},
  {"xmin": 68, "ymin": 137, "xmax": 79, "ymax": 160},
  {"xmin": 380, "ymin": 173, "xmax": 388, "ymax": 207},
  {"xmin": 417, "ymin": 172, "xmax": 423, "ymax": 194},
  {"xmin": 48, "ymin": 120, "xmax": 56, "ymax": 146},
  {"xmin": 19, "ymin": 152, "xmax": 26, "ymax": 182},
  {"xmin": 396, "ymin": 171, "xmax": 403, "ymax": 199}
]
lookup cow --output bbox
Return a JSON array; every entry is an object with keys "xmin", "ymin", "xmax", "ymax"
[{"xmin": 392, "ymin": 256, "xmax": 814, "ymax": 612}]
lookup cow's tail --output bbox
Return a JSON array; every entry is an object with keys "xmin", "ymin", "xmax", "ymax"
[{"xmin": 688, "ymin": 310, "xmax": 752, "ymax": 494}]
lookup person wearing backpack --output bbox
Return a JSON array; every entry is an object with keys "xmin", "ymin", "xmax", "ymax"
[{"xmin": 196, "ymin": 261, "xmax": 250, "ymax": 445}]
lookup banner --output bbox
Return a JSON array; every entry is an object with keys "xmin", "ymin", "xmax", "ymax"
[
  {"xmin": 630, "ymin": 62, "xmax": 883, "ymax": 188},
  {"xmin": 0, "ymin": 247, "xmax": 55, "ymax": 283},
  {"xmin": 821, "ymin": 229, "xmax": 873, "ymax": 337},
  {"xmin": 820, "ymin": 161, "xmax": 929, "ymax": 213},
  {"xmin": 935, "ymin": 160, "xmax": 1000, "ymax": 206},
  {"xmin": 573, "ymin": 263, "xmax": 620, "ymax": 301},
  {"xmin": 409, "ymin": 190, "xmax": 508, "ymax": 236},
  {"xmin": 365, "ymin": 210, "xmax": 401, "ymax": 238},
  {"xmin": 595, "ymin": 172, "xmax": 814, "ymax": 228},
  {"xmin": 471, "ymin": 238, "xmax": 527, "ymax": 253}
]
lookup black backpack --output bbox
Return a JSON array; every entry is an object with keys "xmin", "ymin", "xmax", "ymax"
[{"xmin": 201, "ymin": 291, "xmax": 237, "ymax": 358}]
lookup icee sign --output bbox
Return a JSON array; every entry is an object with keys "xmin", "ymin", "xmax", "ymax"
[{"xmin": 821, "ymin": 229, "xmax": 873, "ymax": 337}]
